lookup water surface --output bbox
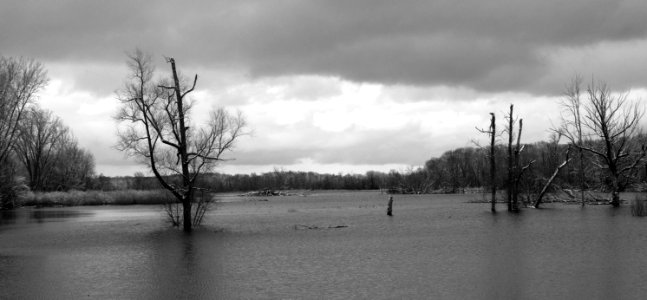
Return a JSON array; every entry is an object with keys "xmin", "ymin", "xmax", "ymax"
[{"xmin": 2, "ymin": 191, "xmax": 647, "ymax": 299}]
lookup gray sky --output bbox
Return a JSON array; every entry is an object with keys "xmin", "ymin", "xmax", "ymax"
[{"xmin": 3, "ymin": 0, "xmax": 647, "ymax": 176}]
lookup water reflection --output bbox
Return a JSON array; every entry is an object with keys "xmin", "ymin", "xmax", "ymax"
[
  {"xmin": 2, "ymin": 195, "xmax": 647, "ymax": 299},
  {"xmin": 0, "ymin": 210, "xmax": 17, "ymax": 225},
  {"xmin": 0, "ymin": 208, "xmax": 95, "ymax": 225},
  {"xmin": 30, "ymin": 210, "xmax": 94, "ymax": 223},
  {"xmin": 481, "ymin": 211, "xmax": 527, "ymax": 299}
]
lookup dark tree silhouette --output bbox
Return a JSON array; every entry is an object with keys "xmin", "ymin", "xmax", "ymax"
[
  {"xmin": 14, "ymin": 106, "xmax": 69, "ymax": 191},
  {"xmin": 0, "ymin": 57, "xmax": 48, "ymax": 208},
  {"xmin": 115, "ymin": 50, "xmax": 246, "ymax": 231},
  {"xmin": 577, "ymin": 80, "xmax": 645, "ymax": 207},
  {"xmin": 477, "ymin": 113, "xmax": 497, "ymax": 212}
]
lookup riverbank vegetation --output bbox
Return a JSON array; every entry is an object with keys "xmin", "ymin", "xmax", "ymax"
[
  {"xmin": 1, "ymin": 57, "xmax": 96, "ymax": 210},
  {"xmin": 21, "ymin": 189, "xmax": 172, "ymax": 207}
]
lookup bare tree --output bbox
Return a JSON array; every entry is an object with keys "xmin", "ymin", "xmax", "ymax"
[
  {"xmin": 506, "ymin": 105, "xmax": 514, "ymax": 211},
  {"xmin": 115, "ymin": 50, "xmax": 246, "ymax": 231},
  {"xmin": 49, "ymin": 140, "xmax": 96, "ymax": 190},
  {"xmin": 580, "ymin": 81, "xmax": 645, "ymax": 207},
  {"xmin": 0, "ymin": 57, "xmax": 48, "ymax": 167},
  {"xmin": 512, "ymin": 118, "xmax": 535, "ymax": 209},
  {"xmin": 504, "ymin": 104, "xmax": 534, "ymax": 211},
  {"xmin": 0, "ymin": 57, "xmax": 48, "ymax": 208},
  {"xmin": 556, "ymin": 75, "xmax": 587, "ymax": 206},
  {"xmin": 476, "ymin": 112, "xmax": 497, "ymax": 212},
  {"xmin": 14, "ymin": 106, "xmax": 69, "ymax": 191},
  {"xmin": 534, "ymin": 143, "xmax": 571, "ymax": 208}
]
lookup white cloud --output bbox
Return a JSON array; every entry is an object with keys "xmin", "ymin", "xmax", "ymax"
[
  {"xmin": 7, "ymin": 1, "xmax": 647, "ymax": 176},
  {"xmin": 38, "ymin": 79, "xmax": 124, "ymax": 174}
]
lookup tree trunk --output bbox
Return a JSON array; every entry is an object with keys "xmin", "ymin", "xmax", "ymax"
[
  {"xmin": 534, "ymin": 155, "xmax": 571, "ymax": 208},
  {"xmin": 183, "ymin": 196, "xmax": 192, "ymax": 231},
  {"xmin": 489, "ymin": 113, "xmax": 496, "ymax": 213},
  {"xmin": 511, "ymin": 118, "xmax": 523, "ymax": 211},
  {"xmin": 169, "ymin": 58, "xmax": 193, "ymax": 232},
  {"xmin": 507, "ymin": 105, "xmax": 514, "ymax": 211},
  {"xmin": 579, "ymin": 144, "xmax": 585, "ymax": 207},
  {"xmin": 610, "ymin": 178, "xmax": 620, "ymax": 207}
]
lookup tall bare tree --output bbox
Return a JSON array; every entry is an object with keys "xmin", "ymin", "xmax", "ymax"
[
  {"xmin": 512, "ymin": 119, "xmax": 534, "ymax": 209},
  {"xmin": 556, "ymin": 75, "xmax": 586, "ymax": 206},
  {"xmin": 559, "ymin": 79, "xmax": 645, "ymax": 207},
  {"xmin": 0, "ymin": 57, "xmax": 47, "ymax": 208},
  {"xmin": 115, "ymin": 50, "xmax": 246, "ymax": 231},
  {"xmin": 477, "ymin": 113, "xmax": 497, "ymax": 212},
  {"xmin": 0, "ymin": 57, "xmax": 47, "ymax": 166},
  {"xmin": 584, "ymin": 81, "xmax": 645, "ymax": 207},
  {"xmin": 14, "ymin": 106, "xmax": 69, "ymax": 191},
  {"xmin": 506, "ymin": 105, "xmax": 515, "ymax": 211},
  {"xmin": 505, "ymin": 104, "xmax": 534, "ymax": 211}
]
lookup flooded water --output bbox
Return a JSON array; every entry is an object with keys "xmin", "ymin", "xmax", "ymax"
[{"xmin": 2, "ymin": 191, "xmax": 647, "ymax": 299}]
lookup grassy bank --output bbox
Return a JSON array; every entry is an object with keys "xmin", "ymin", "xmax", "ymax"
[{"xmin": 22, "ymin": 189, "xmax": 175, "ymax": 207}]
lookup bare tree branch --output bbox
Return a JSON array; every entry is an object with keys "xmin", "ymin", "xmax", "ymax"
[{"xmin": 115, "ymin": 50, "xmax": 247, "ymax": 231}]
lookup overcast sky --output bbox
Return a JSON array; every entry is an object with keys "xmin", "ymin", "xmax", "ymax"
[{"xmin": 3, "ymin": 0, "xmax": 647, "ymax": 176}]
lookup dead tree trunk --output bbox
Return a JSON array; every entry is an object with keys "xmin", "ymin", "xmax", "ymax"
[
  {"xmin": 489, "ymin": 113, "xmax": 496, "ymax": 213},
  {"xmin": 535, "ymin": 146, "xmax": 572, "ymax": 208},
  {"xmin": 584, "ymin": 147, "xmax": 586, "ymax": 207},
  {"xmin": 507, "ymin": 105, "xmax": 514, "ymax": 211},
  {"xmin": 505, "ymin": 106, "xmax": 534, "ymax": 211},
  {"xmin": 512, "ymin": 119, "xmax": 534, "ymax": 210},
  {"xmin": 477, "ymin": 113, "xmax": 497, "ymax": 212},
  {"xmin": 168, "ymin": 58, "xmax": 194, "ymax": 232}
]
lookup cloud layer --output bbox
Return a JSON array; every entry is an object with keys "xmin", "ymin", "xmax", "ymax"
[
  {"xmin": 4, "ymin": 1, "xmax": 647, "ymax": 94},
  {"xmin": 4, "ymin": 1, "xmax": 647, "ymax": 175}
]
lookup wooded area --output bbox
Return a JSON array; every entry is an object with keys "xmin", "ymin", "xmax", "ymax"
[{"xmin": 1, "ymin": 57, "xmax": 95, "ymax": 209}]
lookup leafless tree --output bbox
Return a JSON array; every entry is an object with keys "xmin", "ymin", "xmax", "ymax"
[
  {"xmin": 13, "ymin": 106, "xmax": 69, "ymax": 191},
  {"xmin": 555, "ymin": 75, "xmax": 587, "ymax": 206},
  {"xmin": 578, "ymin": 80, "xmax": 645, "ymax": 207},
  {"xmin": 512, "ymin": 118, "xmax": 535, "ymax": 209},
  {"xmin": 534, "ymin": 142, "xmax": 571, "ymax": 208},
  {"xmin": 0, "ymin": 57, "xmax": 47, "ymax": 208},
  {"xmin": 115, "ymin": 50, "xmax": 246, "ymax": 231},
  {"xmin": 0, "ymin": 57, "xmax": 48, "ymax": 167},
  {"xmin": 506, "ymin": 105, "xmax": 514, "ymax": 210},
  {"xmin": 505, "ymin": 104, "xmax": 534, "ymax": 211},
  {"xmin": 476, "ymin": 113, "xmax": 497, "ymax": 212},
  {"xmin": 49, "ymin": 139, "xmax": 95, "ymax": 190}
]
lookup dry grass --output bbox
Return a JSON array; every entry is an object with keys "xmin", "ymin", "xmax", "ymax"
[{"xmin": 21, "ymin": 189, "xmax": 174, "ymax": 207}]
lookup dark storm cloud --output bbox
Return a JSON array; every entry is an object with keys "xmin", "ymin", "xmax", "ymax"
[{"xmin": 3, "ymin": 0, "xmax": 647, "ymax": 93}]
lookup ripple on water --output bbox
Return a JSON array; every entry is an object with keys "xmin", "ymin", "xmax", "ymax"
[{"xmin": 1, "ymin": 193, "xmax": 647, "ymax": 299}]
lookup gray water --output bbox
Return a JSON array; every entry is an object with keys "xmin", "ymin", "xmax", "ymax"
[{"xmin": 2, "ymin": 191, "xmax": 647, "ymax": 299}]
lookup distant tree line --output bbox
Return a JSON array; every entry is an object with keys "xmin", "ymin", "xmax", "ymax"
[
  {"xmin": 94, "ymin": 132, "xmax": 647, "ymax": 198},
  {"xmin": 426, "ymin": 138, "xmax": 646, "ymax": 195},
  {"xmin": 1, "ymin": 57, "xmax": 95, "ymax": 209},
  {"xmin": 96, "ymin": 168, "xmax": 428, "ymax": 193}
]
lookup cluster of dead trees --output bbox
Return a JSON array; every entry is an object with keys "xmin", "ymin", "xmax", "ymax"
[
  {"xmin": 477, "ymin": 76, "xmax": 646, "ymax": 211},
  {"xmin": 1, "ymin": 57, "xmax": 95, "ymax": 209}
]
